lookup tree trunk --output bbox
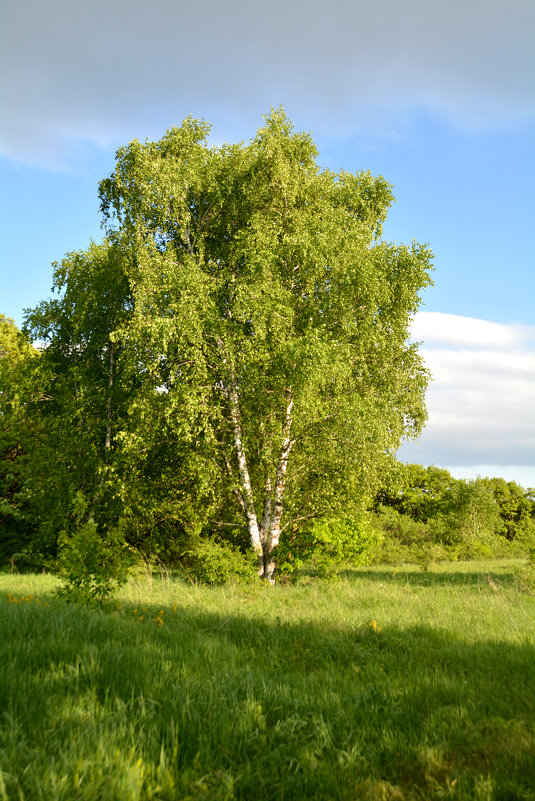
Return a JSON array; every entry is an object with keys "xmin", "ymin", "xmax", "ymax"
[
  {"xmin": 259, "ymin": 476, "xmax": 272, "ymax": 575},
  {"xmin": 219, "ymin": 336, "xmax": 294, "ymax": 582},
  {"xmin": 224, "ymin": 364, "xmax": 263, "ymax": 573},
  {"xmin": 265, "ymin": 395, "xmax": 294, "ymax": 583}
]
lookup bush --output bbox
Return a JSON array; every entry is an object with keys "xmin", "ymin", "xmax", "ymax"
[
  {"xmin": 371, "ymin": 505, "xmax": 431, "ymax": 544},
  {"xmin": 55, "ymin": 493, "xmax": 130, "ymax": 604},
  {"xmin": 183, "ymin": 539, "xmax": 257, "ymax": 585},
  {"xmin": 368, "ymin": 502, "xmax": 533, "ymax": 566},
  {"xmin": 276, "ymin": 515, "xmax": 382, "ymax": 578},
  {"xmin": 369, "ymin": 506, "xmax": 459, "ymax": 566}
]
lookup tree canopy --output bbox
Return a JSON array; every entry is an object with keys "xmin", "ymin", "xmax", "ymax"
[
  {"xmin": 0, "ymin": 315, "xmax": 39, "ymax": 564},
  {"xmin": 94, "ymin": 109, "xmax": 433, "ymax": 579}
]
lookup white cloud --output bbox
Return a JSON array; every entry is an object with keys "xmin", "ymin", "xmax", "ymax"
[
  {"xmin": 398, "ymin": 312, "xmax": 535, "ymax": 485},
  {"xmin": 1, "ymin": 0, "xmax": 534, "ymax": 168},
  {"xmin": 410, "ymin": 312, "xmax": 534, "ymax": 350}
]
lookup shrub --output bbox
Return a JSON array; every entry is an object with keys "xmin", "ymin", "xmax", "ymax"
[
  {"xmin": 371, "ymin": 504, "xmax": 430, "ymax": 544},
  {"xmin": 369, "ymin": 506, "xmax": 460, "ymax": 566},
  {"xmin": 276, "ymin": 514, "xmax": 382, "ymax": 578},
  {"xmin": 182, "ymin": 539, "xmax": 257, "ymax": 585},
  {"xmin": 55, "ymin": 493, "xmax": 130, "ymax": 604}
]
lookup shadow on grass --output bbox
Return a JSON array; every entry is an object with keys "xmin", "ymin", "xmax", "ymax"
[{"xmin": 1, "ymin": 586, "xmax": 534, "ymax": 800}]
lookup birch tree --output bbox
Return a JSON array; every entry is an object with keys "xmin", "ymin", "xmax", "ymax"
[{"xmin": 99, "ymin": 109, "xmax": 433, "ymax": 581}]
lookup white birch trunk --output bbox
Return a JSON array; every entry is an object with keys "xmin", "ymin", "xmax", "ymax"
[
  {"xmin": 223, "ymin": 358, "xmax": 264, "ymax": 573},
  {"xmin": 266, "ymin": 395, "xmax": 295, "ymax": 583}
]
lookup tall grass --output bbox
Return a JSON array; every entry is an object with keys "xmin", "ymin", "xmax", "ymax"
[{"xmin": 1, "ymin": 561, "xmax": 534, "ymax": 800}]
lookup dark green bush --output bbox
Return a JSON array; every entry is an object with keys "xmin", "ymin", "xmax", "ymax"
[{"xmin": 55, "ymin": 493, "xmax": 130, "ymax": 603}]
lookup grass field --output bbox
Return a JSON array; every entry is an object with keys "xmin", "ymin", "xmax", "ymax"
[{"xmin": 1, "ymin": 561, "xmax": 534, "ymax": 800}]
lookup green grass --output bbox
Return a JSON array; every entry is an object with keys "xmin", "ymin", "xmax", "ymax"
[{"xmin": 1, "ymin": 560, "xmax": 534, "ymax": 800}]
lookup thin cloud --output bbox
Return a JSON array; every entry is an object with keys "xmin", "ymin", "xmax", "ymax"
[
  {"xmin": 411, "ymin": 312, "xmax": 535, "ymax": 350},
  {"xmin": 1, "ymin": 0, "xmax": 534, "ymax": 168},
  {"xmin": 399, "ymin": 312, "xmax": 535, "ymax": 472}
]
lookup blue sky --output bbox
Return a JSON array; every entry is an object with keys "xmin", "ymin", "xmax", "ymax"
[{"xmin": 1, "ymin": 0, "xmax": 534, "ymax": 487}]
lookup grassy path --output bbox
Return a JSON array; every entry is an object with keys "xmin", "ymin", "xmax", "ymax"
[{"xmin": 1, "ymin": 561, "xmax": 534, "ymax": 800}]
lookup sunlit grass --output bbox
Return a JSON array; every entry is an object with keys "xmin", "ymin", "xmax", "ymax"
[{"xmin": 1, "ymin": 560, "xmax": 534, "ymax": 800}]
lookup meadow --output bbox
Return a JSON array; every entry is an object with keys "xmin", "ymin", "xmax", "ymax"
[{"xmin": 1, "ymin": 561, "xmax": 534, "ymax": 801}]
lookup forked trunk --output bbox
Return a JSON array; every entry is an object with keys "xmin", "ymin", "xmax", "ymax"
[
  {"xmin": 221, "ymin": 336, "xmax": 294, "ymax": 581},
  {"xmin": 223, "ymin": 356, "xmax": 263, "ymax": 573},
  {"xmin": 265, "ymin": 395, "xmax": 294, "ymax": 583}
]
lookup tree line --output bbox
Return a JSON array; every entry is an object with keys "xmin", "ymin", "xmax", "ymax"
[{"xmin": 1, "ymin": 111, "xmax": 533, "ymax": 590}]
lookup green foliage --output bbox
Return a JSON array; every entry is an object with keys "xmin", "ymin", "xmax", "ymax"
[
  {"xmin": 512, "ymin": 540, "xmax": 535, "ymax": 594},
  {"xmin": 0, "ymin": 315, "xmax": 41, "ymax": 567},
  {"xmin": 372, "ymin": 503, "xmax": 438, "ymax": 545},
  {"xmin": 56, "ymin": 493, "xmax": 130, "ymax": 603},
  {"xmin": 114, "ymin": 393, "xmax": 223, "ymax": 566},
  {"xmin": 483, "ymin": 476, "xmax": 535, "ymax": 541},
  {"xmin": 375, "ymin": 463, "xmax": 456, "ymax": 521},
  {"xmin": 19, "ymin": 240, "xmax": 133, "ymax": 561},
  {"xmin": 372, "ymin": 466, "xmax": 535, "ymax": 565},
  {"xmin": 183, "ymin": 538, "xmax": 257, "ymax": 585},
  {"xmin": 277, "ymin": 515, "xmax": 381, "ymax": 578},
  {"xmin": 370, "ymin": 479, "xmax": 531, "ymax": 566},
  {"xmin": 441, "ymin": 478, "xmax": 502, "ymax": 551},
  {"xmin": 310, "ymin": 515, "xmax": 382, "ymax": 572},
  {"xmin": 369, "ymin": 505, "xmax": 453, "ymax": 566}
]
